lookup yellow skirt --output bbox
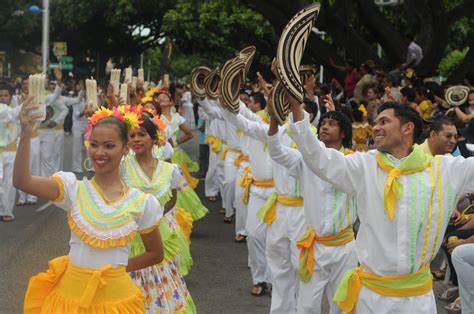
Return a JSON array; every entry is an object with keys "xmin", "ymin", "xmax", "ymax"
[{"xmin": 24, "ymin": 256, "xmax": 145, "ymax": 314}]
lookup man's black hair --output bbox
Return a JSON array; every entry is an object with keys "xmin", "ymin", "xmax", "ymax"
[
  {"xmin": 377, "ymin": 102, "xmax": 423, "ymax": 144},
  {"xmin": 429, "ymin": 115, "xmax": 455, "ymax": 134},
  {"xmin": 251, "ymin": 92, "xmax": 266, "ymax": 110},
  {"xmin": 317, "ymin": 111, "xmax": 353, "ymax": 149},
  {"xmin": 400, "ymin": 87, "xmax": 416, "ymax": 102},
  {"xmin": 0, "ymin": 82, "xmax": 14, "ymax": 96}
]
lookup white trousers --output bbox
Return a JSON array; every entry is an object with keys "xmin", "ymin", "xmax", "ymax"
[
  {"xmin": 18, "ymin": 136, "xmax": 40, "ymax": 203},
  {"xmin": 53, "ymin": 129, "xmax": 64, "ymax": 172},
  {"xmin": 205, "ymin": 149, "xmax": 220, "ymax": 198},
  {"xmin": 71, "ymin": 127, "xmax": 85, "ymax": 172},
  {"xmin": 0, "ymin": 152, "xmax": 16, "ymax": 217},
  {"xmin": 267, "ymin": 205, "xmax": 306, "ymax": 314},
  {"xmin": 297, "ymin": 240, "xmax": 357, "ymax": 314},
  {"xmin": 246, "ymin": 184, "xmax": 274, "ymax": 285},
  {"xmin": 39, "ymin": 129, "xmax": 56, "ymax": 177},
  {"xmin": 452, "ymin": 243, "xmax": 474, "ymax": 314},
  {"xmin": 223, "ymin": 151, "xmax": 239, "ymax": 218},
  {"xmin": 234, "ymin": 162, "xmax": 249, "ymax": 236},
  {"xmin": 216, "ymin": 156, "xmax": 225, "ymax": 208}
]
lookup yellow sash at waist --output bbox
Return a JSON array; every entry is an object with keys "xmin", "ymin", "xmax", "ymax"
[
  {"xmin": 333, "ymin": 264, "xmax": 433, "ymax": 313},
  {"xmin": 205, "ymin": 135, "xmax": 223, "ymax": 153},
  {"xmin": 257, "ymin": 192, "xmax": 304, "ymax": 224},
  {"xmin": 0, "ymin": 140, "xmax": 17, "ymax": 152},
  {"xmin": 297, "ymin": 226, "xmax": 355, "ymax": 283},
  {"xmin": 220, "ymin": 147, "xmax": 241, "ymax": 161},
  {"xmin": 233, "ymin": 153, "xmax": 249, "ymax": 167},
  {"xmin": 240, "ymin": 175, "xmax": 274, "ymax": 205}
]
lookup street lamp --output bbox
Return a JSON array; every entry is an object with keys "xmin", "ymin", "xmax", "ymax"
[
  {"xmin": 312, "ymin": 27, "xmax": 326, "ymax": 84},
  {"xmin": 41, "ymin": 0, "xmax": 50, "ymax": 74}
]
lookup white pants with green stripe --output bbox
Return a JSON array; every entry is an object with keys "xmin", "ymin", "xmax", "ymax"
[{"xmin": 297, "ymin": 240, "xmax": 357, "ymax": 314}]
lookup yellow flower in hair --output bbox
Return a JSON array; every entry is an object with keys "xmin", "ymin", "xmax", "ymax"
[
  {"xmin": 123, "ymin": 111, "xmax": 141, "ymax": 131},
  {"xmin": 88, "ymin": 107, "xmax": 113, "ymax": 125},
  {"xmin": 358, "ymin": 105, "xmax": 368, "ymax": 118}
]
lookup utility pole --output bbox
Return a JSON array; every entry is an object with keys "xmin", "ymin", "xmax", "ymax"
[{"xmin": 42, "ymin": 0, "xmax": 50, "ymax": 74}]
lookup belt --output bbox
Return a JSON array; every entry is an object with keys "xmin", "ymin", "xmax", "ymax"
[
  {"xmin": 297, "ymin": 226, "xmax": 355, "ymax": 282},
  {"xmin": 0, "ymin": 140, "xmax": 17, "ymax": 152},
  {"xmin": 233, "ymin": 153, "xmax": 249, "ymax": 167},
  {"xmin": 257, "ymin": 192, "xmax": 303, "ymax": 224},
  {"xmin": 220, "ymin": 147, "xmax": 241, "ymax": 161},
  {"xmin": 333, "ymin": 264, "xmax": 433, "ymax": 313},
  {"xmin": 205, "ymin": 135, "xmax": 223, "ymax": 153},
  {"xmin": 240, "ymin": 175, "xmax": 274, "ymax": 205}
]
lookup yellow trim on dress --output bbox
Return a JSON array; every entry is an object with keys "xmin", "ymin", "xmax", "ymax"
[
  {"xmin": 138, "ymin": 224, "xmax": 158, "ymax": 235},
  {"xmin": 67, "ymin": 212, "xmax": 137, "ymax": 249},
  {"xmin": 50, "ymin": 175, "xmax": 65, "ymax": 202}
]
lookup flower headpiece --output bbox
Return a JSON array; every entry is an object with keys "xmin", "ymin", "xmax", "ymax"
[
  {"xmin": 358, "ymin": 104, "xmax": 368, "ymax": 118},
  {"xmin": 87, "ymin": 106, "xmax": 142, "ymax": 133},
  {"xmin": 154, "ymin": 86, "xmax": 172, "ymax": 99},
  {"xmin": 151, "ymin": 115, "xmax": 168, "ymax": 146}
]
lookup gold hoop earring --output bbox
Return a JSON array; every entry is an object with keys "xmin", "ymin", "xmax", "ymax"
[{"xmin": 83, "ymin": 157, "xmax": 94, "ymax": 172}]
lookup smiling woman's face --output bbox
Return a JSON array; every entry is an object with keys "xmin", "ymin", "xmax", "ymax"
[{"xmin": 88, "ymin": 124, "xmax": 127, "ymax": 175}]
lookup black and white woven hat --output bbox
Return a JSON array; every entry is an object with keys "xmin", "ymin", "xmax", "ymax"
[
  {"xmin": 220, "ymin": 57, "xmax": 246, "ymax": 113},
  {"xmin": 276, "ymin": 3, "xmax": 320, "ymax": 104},
  {"xmin": 238, "ymin": 46, "xmax": 256, "ymax": 82},
  {"xmin": 191, "ymin": 66, "xmax": 212, "ymax": 98},
  {"xmin": 299, "ymin": 64, "xmax": 317, "ymax": 85},
  {"xmin": 445, "ymin": 85, "xmax": 470, "ymax": 107},
  {"xmin": 204, "ymin": 67, "xmax": 221, "ymax": 100},
  {"xmin": 269, "ymin": 80, "xmax": 290, "ymax": 125}
]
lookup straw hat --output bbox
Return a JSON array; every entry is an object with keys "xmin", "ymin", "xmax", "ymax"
[
  {"xmin": 276, "ymin": 3, "xmax": 320, "ymax": 103},
  {"xmin": 269, "ymin": 80, "xmax": 290, "ymax": 125},
  {"xmin": 445, "ymin": 85, "xmax": 470, "ymax": 107},
  {"xmin": 299, "ymin": 64, "xmax": 317, "ymax": 85},
  {"xmin": 220, "ymin": 57, "xmax": 246, "ymax": 113},
  {"xmin": 204, "ymin": 67, "xmax": 221, "ymax": 100},
  {"xmin": 238, "ymin": 46, "xmax": 256, "ymax": 82},
  {"xmin": 191, "ymin": 66, "xmax": 212, "ymax": 98}
]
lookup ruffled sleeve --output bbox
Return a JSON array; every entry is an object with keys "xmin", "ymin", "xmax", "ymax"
[
  {"xmin": 170, "ymin": 164, "xmax": 183, "ymax": 189},
  {"xmin": 49, "ymin": 171, "xmax": 77, "ymax": 211},
  {"xmin": 136, "ymin": 194, "xmax": 163, "ymax": 234},
  {"xmin": 176, "ymin": 113, "xmax": 186, "ymax": 126}
]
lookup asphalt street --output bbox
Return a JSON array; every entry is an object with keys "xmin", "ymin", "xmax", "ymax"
[{"xmin": 0, "ymin": 131, "xmax": 449, "ymax": 313}]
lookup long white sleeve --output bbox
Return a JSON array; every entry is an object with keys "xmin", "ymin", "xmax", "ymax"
[
  {"xmin": 0, "ymin": 104, "xmax": 21, "ymax": 122},
  {"xmin": 44, "ymin": 84, "xmax": 62, "ymax": 106},
  {"xmin": 222, "ymin": 110, "xmax": 268, "ymax": 143},
  {"xmin": 197, "ymin": 98, "xmax": 223, "ymax": 120},
  {"xmin": 267, "ymin": 132, "xmax": 303, "ymax": 177},
  {"xmin": 289, "ymin": 111, "xmax": 364, "ymax": 195}
]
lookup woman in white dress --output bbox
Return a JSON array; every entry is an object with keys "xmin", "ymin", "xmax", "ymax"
[{"xmin": 181, "ymin": 85, "xmax": 195, "ymax": 130}]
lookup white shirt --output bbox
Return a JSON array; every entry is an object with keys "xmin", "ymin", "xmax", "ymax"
[
  {"xmin": 289, "ymin": 111, "xmax": 474, "ymax": 276},
  {"xmin": 52, "ymin": 171, "xmax": 163, "ymax": 269}
]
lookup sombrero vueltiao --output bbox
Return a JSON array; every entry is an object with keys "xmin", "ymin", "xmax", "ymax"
[
  {"xmin": 276, "ymin": 3, "xmax": 320, "ymax": 104},
  {"xmin": 204, "ymin": 67, "xmax": 221, "ymax": 100},
  {"xmin": 270, "ymin": 80, "xmax": 290, "ymax": 125},
  {"xmin": 299, "ymin": 64, "xmax": 317, "ymax": 85},
  {"xmin": 238, "ymin": 46, "xmax": 257, "ymax": 82},
  {"xmin": 445, "ymin": 85, "xmax": 470, "ymax": 107},
  {"xmin": 191, "ymin": 66, "xmax": 212, "ymax": 98},
  {"xmin": 220, "ymin": 57, "xmax": 246, "ymax": 113}
]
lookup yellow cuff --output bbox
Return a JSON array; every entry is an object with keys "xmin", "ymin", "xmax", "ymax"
[{"xmin": 50, "ymin": 175, "xmax": 65, "ymax": 202}]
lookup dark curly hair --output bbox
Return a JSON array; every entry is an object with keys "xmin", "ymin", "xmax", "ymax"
[{"xmin": 317, "ymin": 111, "xmax": 353, "ymax": 149}]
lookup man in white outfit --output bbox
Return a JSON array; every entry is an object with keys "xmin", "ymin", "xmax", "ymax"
[
  {"xmin": 288, "ymin": 98, "xmax": 474, "ymax": 313},
  {"xmin": 63, "ymin": 83, "xmax": 86, "ymax": 173}
]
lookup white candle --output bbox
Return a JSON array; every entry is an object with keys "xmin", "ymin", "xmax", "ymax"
[
  {"xmin": 138, "ymin": 68, "xmax": 144, "ymax": 82},
  {"xmin": 125, "ymin": 67, "xmax": 132, "ymax": 82},
  {"xmin": 143, "ymin": 81, "xmax": 149, "ymax": 91},
  {"xmin": 27, "ymin": 74, "xmax": 46, "ymax": 120},
  {"xmin": 119, "ymin": 83, "xmax": 128, "ymax": 104},
  {"xmin": 110, "ymin": 69, "xmax": 121, "ymax": 96},
  {"xmin": 131, "ymin": 76, "xmax": 137, "ymax": 89},
  {"xmin": 86, "ymin": 79, "xmax": 98, "ymax": 109}
]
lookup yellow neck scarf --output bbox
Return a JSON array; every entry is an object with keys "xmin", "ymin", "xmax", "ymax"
[{"xmin": 376, "ymin": 144, "xmax": 432, "ymax": 221}]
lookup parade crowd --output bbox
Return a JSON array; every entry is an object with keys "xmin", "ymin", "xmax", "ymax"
[{"xmin": 1, "ymin": 5, "xmax": 474, "ymax": 314}]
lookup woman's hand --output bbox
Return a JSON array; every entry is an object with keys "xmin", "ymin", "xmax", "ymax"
[
  {"xmin": 19, "ymin": 96, "xmax": 41, "ymax": 135},
  {"xmin": 447, "ymin": 239, "xmax": 466, "ymax": 254}
]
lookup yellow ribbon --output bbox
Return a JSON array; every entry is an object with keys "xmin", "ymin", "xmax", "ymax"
[
  {"xmin": 240, "ymin": 174, "xmax": 274, "ymax": 205},
  {"xmin": 220, "ymin": 147, "xmax": 241, "ymax": 161},
  {"xmin": 233, "ymin": 153, "xmax": 249, "ymax": 167},
  {"xmin": 206, "ymin": 135, "xmax": 223, "ymax": 153},
  {"xmin": 79, "ymin": 263, "xmax": 113, "ymax": 309},
  {"xmin": 180, "ymin": 163, "xmax": 199, "ymax": 189},
  {"xmin": 257, "ymin": 192, "xmax": 304, "ymax": 225},
  {"xmin": 333, "ymin": 264, "xmax": 433, "ymax": 313},
  {"xmin": 297, "ymin": 227, "xmax": 354, "ymax": 283},
  {"xmin": 375, "ymin": 147, "xmax": 431, "ymax": 221}
]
